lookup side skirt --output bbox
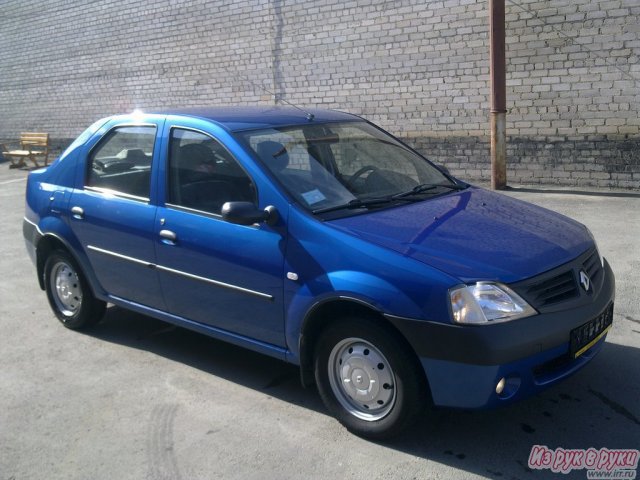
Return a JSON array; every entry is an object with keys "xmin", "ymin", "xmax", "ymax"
[{"xmin": 105, "ymin": 294, "xmax": 291, "ymax": 363}]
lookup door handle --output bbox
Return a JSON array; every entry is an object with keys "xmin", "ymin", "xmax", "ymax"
[
  {"xmin": 71, "ymin": 206, "xmax": 84, "ymax": 219},
  {"xmin": 159, "ymin": 229, "xmax": 177, "ymax": 244}
]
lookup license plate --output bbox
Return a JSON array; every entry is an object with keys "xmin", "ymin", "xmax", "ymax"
[{"xmin": 570, "ymin": 303, "xmax": 613, "ymax": 359}]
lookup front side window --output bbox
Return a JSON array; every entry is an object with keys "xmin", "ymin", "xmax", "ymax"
[
  {"xmin": 87, "ymin": 126, "xmax": 156, "ymax": 199},
  {"xmin": 167, "ymin": 128, "xmax": 256, "ymax": 215},
  {"xmin": 237, "ymin": 121, "xmax": 456, "ymax": 216}
]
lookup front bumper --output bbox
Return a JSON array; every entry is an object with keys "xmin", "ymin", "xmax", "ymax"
[{"xmin": 387, "ymin": 258, "xmax": 615, "ymax": 409}]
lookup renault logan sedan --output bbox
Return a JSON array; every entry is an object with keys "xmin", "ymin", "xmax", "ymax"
[{"xmin": 24, "ymin": 107, "xmax": 615, "ymax": 439}]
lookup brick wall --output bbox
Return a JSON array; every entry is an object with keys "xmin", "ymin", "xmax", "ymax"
[{"xmin": 1, "ymin": 0, "xmax": 638, "ymax": 188}]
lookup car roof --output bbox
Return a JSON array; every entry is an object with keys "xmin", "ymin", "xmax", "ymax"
[{"xmin": 145, "ymin": 106, "xmax": 362, "ymax": 132}]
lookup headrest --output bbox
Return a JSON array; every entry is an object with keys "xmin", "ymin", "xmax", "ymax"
[
  {"xmin": 126, "ymin": 149, "xmax": 147, "ymax": 163},
  {"xmin": 178, "ymin": 143, "xmax": 216, "ymax": 169},
  {"xmin": 256, "ymin": 141, "xmax": 289, "ymax": 171}
]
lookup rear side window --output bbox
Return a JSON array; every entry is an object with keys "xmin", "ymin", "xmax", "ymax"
[
  {"xmin": 87, "ymin": 126, "xmax": 156, "ymax": 199},
  {"xmin": 167, "ymin": 128, "xmax": 256, "ymax": 215}
]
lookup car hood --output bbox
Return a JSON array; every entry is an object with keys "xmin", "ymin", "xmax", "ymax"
[{"xmin": 329, "ymin": 187, "xmax": 592, "ymax": 283}]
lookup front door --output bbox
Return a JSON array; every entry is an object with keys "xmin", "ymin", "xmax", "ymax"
[{"xmin": 154, "ymin": 126, "xmax": 285, "ymax": 347}]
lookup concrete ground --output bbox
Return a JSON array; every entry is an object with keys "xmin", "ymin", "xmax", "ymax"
[{"xmin": 1, "ymin": 162, "xmax": 638, "ymax": 480}]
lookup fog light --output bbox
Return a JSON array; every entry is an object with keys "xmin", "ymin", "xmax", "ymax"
[{"xmin": 496, "ymin": 375, "xmax": 522, "ymax": 399}]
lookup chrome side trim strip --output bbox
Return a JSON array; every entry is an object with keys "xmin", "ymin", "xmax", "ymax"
[
  {"xmin": 23, "ymin": 216, "xmax": 44, "ymax": 235},
  {"xmin": 86, "ymin": 245, "xmax": 273, "ymax": 301},
  {"xmin": 86, "ymin": 245, "xmax": 154, "ymax": 268},
  {"xmin": 155, "ymin": 264, "xmax": 273, "ymax": 300},
  {"xmin": 85, "ymin": 186, "xmax": 150, "ymax": 203},
  {"xmin": 164, "ymin": 203, "xmax": 259, "ymax": 228},
  {"xmin": 164, "ymin": 202, "xmax": 223, "ymax": 219}
]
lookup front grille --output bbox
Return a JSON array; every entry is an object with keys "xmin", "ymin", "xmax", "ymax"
[
  {"xmin": 522, "ymin": 270, "xmax": 578, "ymax": 308},
  {"xmin": 582, "ymin": 249, "xmax": 602, "ymax": 285},
  {"xmin": 510, "ymin": 248, "xmax": 602, "ymax": 311}
]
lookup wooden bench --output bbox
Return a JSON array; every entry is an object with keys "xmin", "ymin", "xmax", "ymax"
[{"xmin": 1, "ymin": 132, "xmax": 50, "ymax": 168}]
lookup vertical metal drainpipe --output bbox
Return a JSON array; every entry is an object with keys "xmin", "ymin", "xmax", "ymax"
[{"xmin": 490, "ymin": 0, "xmax": 507, "ymax": 190}]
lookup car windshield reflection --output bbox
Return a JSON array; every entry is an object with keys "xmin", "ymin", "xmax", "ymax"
[{"xmin": 237, "ymin": 122, "xmax": 460, "ymax": 215}]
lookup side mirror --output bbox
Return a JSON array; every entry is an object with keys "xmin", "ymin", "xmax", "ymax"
[{"xmin": 221, "ymin": 202, "xmax": 279, "ymax": 227}]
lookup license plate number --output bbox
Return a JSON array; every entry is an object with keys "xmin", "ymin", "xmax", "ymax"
[{"xmin": 570, "ymin": 303, "xmax": 613, "ymax": 359}]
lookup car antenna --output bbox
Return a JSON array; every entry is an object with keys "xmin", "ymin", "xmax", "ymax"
[{"xmin": 236, "ymin": 73, "xmax": 315, "ymax": 121}]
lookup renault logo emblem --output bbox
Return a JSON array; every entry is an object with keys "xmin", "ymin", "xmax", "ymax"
[{"xmin": 579, "ymin": 270, "xmax": 591, "ymax": 292}]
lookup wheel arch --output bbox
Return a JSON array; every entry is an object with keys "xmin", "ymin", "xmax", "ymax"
[
  {"xmin": 298, "ymin": 297, "xmax": 428, "ymax": 391},
  {"xmin": 36, "ymin": 233, "xmax": 103, "ymax": 299}
]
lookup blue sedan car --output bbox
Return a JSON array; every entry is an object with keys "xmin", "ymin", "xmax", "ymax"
[{"xmin": 24, "ymin": 107, "xmax": 615, "ymax": 438}]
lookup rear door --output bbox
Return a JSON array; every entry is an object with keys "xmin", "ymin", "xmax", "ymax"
[{"xmin": 68, "ymin": 118, "xmax": 165, "ymax": 309}]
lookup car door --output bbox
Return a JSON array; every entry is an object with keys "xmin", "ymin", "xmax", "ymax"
[
  {"xmin": 154, "ymin": 123, "xmax": 286, "ymax": 347},
  {"xmin": 68, "ymin": 118, "xmax": 165, "ymax": 309}
]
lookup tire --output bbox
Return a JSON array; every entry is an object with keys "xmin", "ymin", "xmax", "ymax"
[
  {"xmin": 44, "ymin": 249, "xmax": 106, "ymax": 329},
  {"xmin": 314, "ymin": 316, "xmax": 428, "ymax": 440}
]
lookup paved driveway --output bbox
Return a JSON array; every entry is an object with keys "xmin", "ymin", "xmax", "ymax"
[{"xmin": 1, "ymin": 163, "xmax": 638, "ymax": 480}]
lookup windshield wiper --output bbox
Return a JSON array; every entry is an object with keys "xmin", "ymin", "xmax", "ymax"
[
  {"xmin": 312, "ymin": 197, "xmax": 397, "ymax": 214},
  {"xmin": 391, "ymin": 182, "xmax": 466, "ymax": 200},
  {"xmin": 313, "ymin": 183, "xmax": 466, "ymax": 215}
]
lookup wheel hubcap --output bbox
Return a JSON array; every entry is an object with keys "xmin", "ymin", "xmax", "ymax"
[
  {"xmin": 50, "ymin": 261, "xmax": 82, "ymax": 317},
  {"xmin": 328, "ymin": 338, "xmax": 396, "ymax": 421}
]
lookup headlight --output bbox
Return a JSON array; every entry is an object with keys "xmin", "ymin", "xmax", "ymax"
[{"xmin": 449, "ymin": 282, "xmax": 537, "ymax": 325}]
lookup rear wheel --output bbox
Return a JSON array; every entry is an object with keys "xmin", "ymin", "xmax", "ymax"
[
  {"xmin": 314, "ymin": 317, "xmax": 428, "ymax": 439},
  {"xmin": 44, "ymin": 250, "xmax": 106, "ymax": 329}
]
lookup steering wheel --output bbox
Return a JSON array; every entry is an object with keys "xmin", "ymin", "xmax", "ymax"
[{"xmin": 347, "ymin": 165, "xmax": 379, "ymax": 189}]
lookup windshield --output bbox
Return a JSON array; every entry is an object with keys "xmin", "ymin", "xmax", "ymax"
[{"xmin": 237, "ymin": 121, "xmax": 458, "ymax": 215}]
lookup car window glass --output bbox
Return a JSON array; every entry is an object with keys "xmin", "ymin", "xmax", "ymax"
[
  {"xmin": 327, "ymin": 125, "xmax": 423, "ymax": 181},
  {"xmin": 243, "ymin": 128, "xmax": 356, "ymax": 209},
  {"xmin": 240, "ymin": 122, "xmax": 450, "ymax": 211},
  {"xmin": 167, "ymin": 129, "xmax": 256, "ymax": 215},
  {"xmin": 87, "ymin": 126, "xmax": 156, "ymax": 198}
]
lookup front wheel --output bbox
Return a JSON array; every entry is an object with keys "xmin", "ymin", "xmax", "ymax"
[
  {"xmin": 314, "ymin": 317, "xmax": 428, "ymax": 439},
  {"xmin": 44, "ymin": 250, "xmax": 106, "ymax": 329}
]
